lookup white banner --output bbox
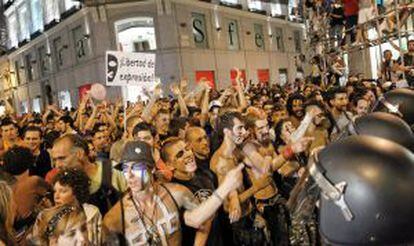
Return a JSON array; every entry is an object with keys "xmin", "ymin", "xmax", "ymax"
[{"xmin": 106, "ymin": 51, "xmax": 156, "ymax": 86}]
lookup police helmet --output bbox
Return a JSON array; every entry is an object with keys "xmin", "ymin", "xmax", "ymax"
[
  {"xmin": 347, "ymin": 112, "xmax": 414, "ymax": 152},
  {"xmin": 373, "ymin": 88, "xmax": 414, "ymax": 127},
  {"xmin": 309, "ymin": 136, "xmax": 414, "ymax": 245}
]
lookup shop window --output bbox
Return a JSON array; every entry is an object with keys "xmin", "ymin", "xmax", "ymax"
[{"xmin": 115, "ymin": 17, "xmax": 157, "ymax": 52}]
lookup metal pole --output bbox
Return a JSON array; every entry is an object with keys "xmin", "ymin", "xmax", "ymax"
[
  {"xmin": 373, "ymin": 2, "xmax": 384, "ymax": 80},
  {"xmin": 395, "ymin": 0, "xmax": 406, "ymax": 80}
]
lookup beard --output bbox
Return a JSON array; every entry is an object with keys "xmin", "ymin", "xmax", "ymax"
[
  {"xmin": 258, "ymin": 134, "xmax": 271, "ymax": 146},
  {"xmin": 294, "ymin": 110, "xmax": 304, "ymax": 118},
  {"xmin": 233, "ymin": 134, "xmax": 247, "ymax": 147},
  {"xmin": 336, "ymin": 105, "xmax": 347, "ymax": 111}
]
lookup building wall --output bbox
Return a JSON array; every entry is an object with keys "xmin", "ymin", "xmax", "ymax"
[{"xmin": 3, "ymin": 0, "xmax": 305, "ymax": 113}]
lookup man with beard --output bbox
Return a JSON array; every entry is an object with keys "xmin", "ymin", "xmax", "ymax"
[
  {"xmin": 287, "ymin": 93, "xmax": 306, "ymax": 128},
  {"xmin": 244, "ymin": 108, "xmax": 313, "ymax": 245},
  {"xmin": 161, "ymin": 137, "xmax": 222, "ymax": 245},
  {"xmin": 210, "ymin": 111, "xmax": 290, "ymax": 245},
  {"xmin": 103, "ymin": 140, "xmax": 244, "ymax": 245},
  {"xmin": 55, "ymin": 115, "xmax": 77, "ymax": 135},
  {"xmin": 327, "ymin": 86, "xmax": 353, "ymax": 139},
  {"xmin": 351, "ymin": 96, "xmax": 369, "ymax": 118}
]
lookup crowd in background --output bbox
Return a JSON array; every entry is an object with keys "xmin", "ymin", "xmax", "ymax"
[{"xmin": 0, "ymin": 61, "xmax": 403, "ymax": 245}]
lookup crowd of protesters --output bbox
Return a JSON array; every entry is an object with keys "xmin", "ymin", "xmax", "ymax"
[
  {"xmin": 0, "ymin": 61, "xmax": 406, "ymax": 246},
  {"xmin": 0, "ymin": 1, "xmax": 413, "ymax": 245},
  {"xmin": 300, "ymin": 0, "xmax": 414, "ymax": 90},
  {"xmin": 303, "ymin": 0, "xmax": 414, "ymax": 48}
]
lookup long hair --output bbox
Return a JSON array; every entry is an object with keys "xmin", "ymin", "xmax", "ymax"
[
  {"xmin": 0, "ymin": 181, "xmax": 15, "ymax": 245},
  {"xmin": 273, "ymin": 119, "xmax": 289, "ymax": 149},
  {"xmin": 286, "ymin": 93, "xmax": 305, "ymax": 116}
]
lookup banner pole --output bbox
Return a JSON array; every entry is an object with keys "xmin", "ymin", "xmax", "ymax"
[{"xmin": 122, "ymin": 86, "xmax": 127, "ymax": 133}]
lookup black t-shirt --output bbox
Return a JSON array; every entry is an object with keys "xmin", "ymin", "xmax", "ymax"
[
  {"xmin": 330, "ymin": 5, "xmax": 344, "ymax": 26},
  {"xmin": 30, "ymin": 150, "xmax": 52, "ymax": 178},
  {"xmin": 195, "ymin": 157, "xmax": 213, "ymax": 176},
  {"xmin": 398, "ymin": 53, "xmax": 414, "ymax": 83},
  {"xmin": 96, "ymin": 151, "xmax": 110, "ymax": 160},
  {"xmin": 158, "ymin": 133, "xmax": 169, "ymax": 143},
  {"xmin": 398, "ymin": 53, "xmax": 414, "ymax": 67},
  {"xmin": 172, "ymin": 168, "xmax": 223, "ymax": 246}
]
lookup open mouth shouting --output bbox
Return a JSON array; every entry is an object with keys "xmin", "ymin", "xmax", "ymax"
[{"xmin": 184, "ymin": 155, "xmax": 197, "ymax": 172}]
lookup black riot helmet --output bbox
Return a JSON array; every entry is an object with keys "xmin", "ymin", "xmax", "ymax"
[
  {"xmin": 346, "ymin": 112, "xmax": 414, "ymax": 152},
  {"xmin": 309, "ymin": 136, "xmax": 414, "ymax": 245},
  {"xmin": 372, "ymin": 88, "xmax": 414, "ymax": 127}
]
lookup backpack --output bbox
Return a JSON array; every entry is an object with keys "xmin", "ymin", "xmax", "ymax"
[{"xmin": 88, "ymin": 159, "xmax": 121, "ymax": 215}]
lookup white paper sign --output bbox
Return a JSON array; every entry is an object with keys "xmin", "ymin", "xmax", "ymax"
[{"xmin": 106, "ymin": 51, "xmax": 156, "ymax": 86}]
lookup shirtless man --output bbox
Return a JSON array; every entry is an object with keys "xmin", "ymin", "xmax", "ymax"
[
  {"xmin": 210, "ymin": 111, "xmax": 294, "ymax": 245},
  {"xmin": 104, "ymin": 140, "xmax": 244, "ymax": 245},
  {"xmin": 244, "ymin": 108, "xmax": 312, "ymax": 245}
]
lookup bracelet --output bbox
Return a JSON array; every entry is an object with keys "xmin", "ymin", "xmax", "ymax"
[
  {"xmin": 212, "ymin": 191, "xmax": 224, "ymax": 203},
  {"xmin": 282, "ymin": 146, "xmax": 294, "ymax": 160}
]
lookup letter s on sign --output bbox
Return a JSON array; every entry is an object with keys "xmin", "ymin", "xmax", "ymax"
[{"xmin": 193, "ymin": 19, "xmax": 205, "ymax": 43}]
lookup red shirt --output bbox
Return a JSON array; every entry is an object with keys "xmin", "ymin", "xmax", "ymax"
[{"xmin": 343, "ymin": 0, "xmax": 358, "ymax": 16}]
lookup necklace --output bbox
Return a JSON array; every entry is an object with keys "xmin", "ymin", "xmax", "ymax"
[{"xmin": 130, "ymin": 192, "xmax": 162, "ymax": 245}]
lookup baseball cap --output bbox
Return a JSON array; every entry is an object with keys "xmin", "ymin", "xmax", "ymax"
[
  {"xmin": 208, "ymin": 100, "xmax": 222, "ymax": 111},
  {"xmin": 121, "ymin": 141, "xmax": 154, "ymax": 168}
]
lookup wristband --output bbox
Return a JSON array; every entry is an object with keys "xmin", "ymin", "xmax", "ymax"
[
  {"xmin": 213, "ymin": 191, "xmax": 224, "ymax": 202},
  {"xmin": 282, "ymin": 146, "xmax": 294, "ymax": 160}
]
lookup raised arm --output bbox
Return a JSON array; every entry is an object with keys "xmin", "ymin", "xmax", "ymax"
[
  {"xmin": 199, "ymin": 88, "xmax": 210, "ymax": 128},
  {"xmin": 84, "ymin": 101, "xmax": 98, "ymax": 131},
  {"xmin": 234, "ymin": 68, "xmax": 247, "ymax": 111},
  {"xmin": 171, "ymin": 83, "xmax": 189, "ymax": 117},
  {"xmin": 142, "ymin": 85, "xmax": 161, "ymax": 123},
  {"xmin": 174, "ymin": 164, "xmax": 244, "ymax": 229},
  {"xmin": 74, "ymin": 95, "xmax": 88, "ymax": 132},
  {"xmin": 4, "ymin": 99, "xmax": 15, "ymax": 118},
  {"xmin": 290, "ymin": 111, "xmax": 314, "ymax": 142}
]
